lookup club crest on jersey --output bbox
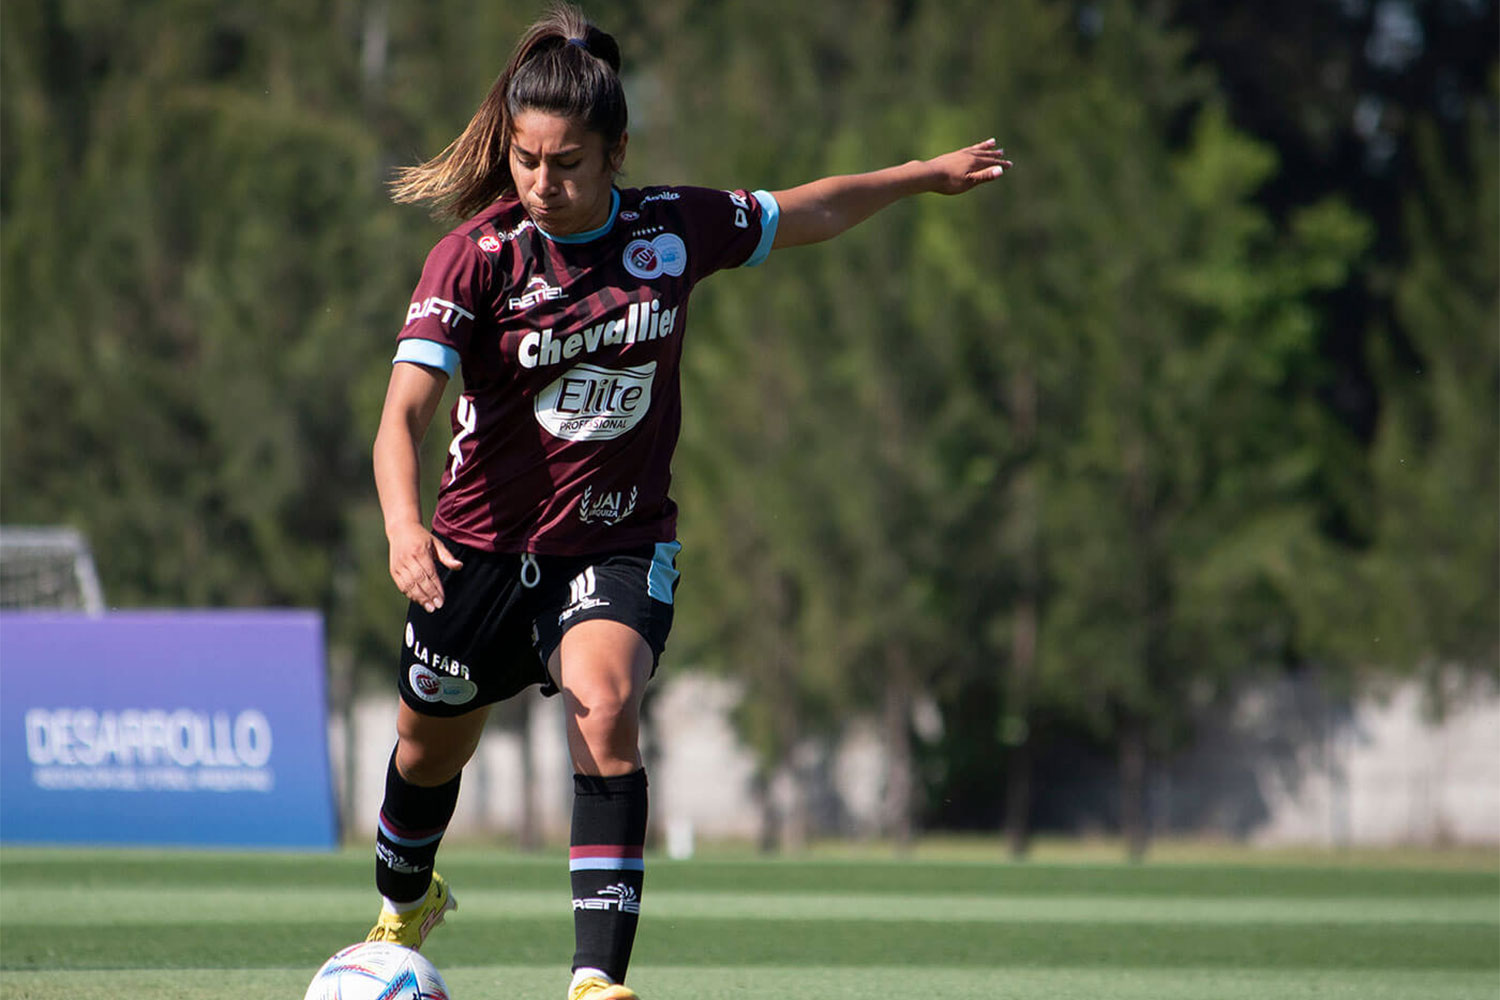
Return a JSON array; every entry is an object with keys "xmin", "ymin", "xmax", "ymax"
[
  {"xmin": 623, "ymin": 233, "xmax": 687, "ymax": 280},
  {"xmin": 535, "ymin": 361, "xmax": 655, "ymax": 441}
]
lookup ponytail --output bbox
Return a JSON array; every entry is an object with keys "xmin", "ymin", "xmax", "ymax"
[{"xmin": 390, "ymin": 3, "xmax": 627, "ymax": 220}]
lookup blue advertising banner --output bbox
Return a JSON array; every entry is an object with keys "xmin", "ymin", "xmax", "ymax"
[{"xmin": 0, "ymin": 611, "xmax": 339, "ymax": 848}]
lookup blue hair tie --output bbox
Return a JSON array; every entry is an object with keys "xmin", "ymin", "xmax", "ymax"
[{"xmin": 566, "ymin": 36, "xmax": 589, "ymax": 52}]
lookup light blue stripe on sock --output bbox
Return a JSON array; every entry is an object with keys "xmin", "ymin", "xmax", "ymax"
[
  {"xmin": 569, "ymin": 856, "xmax": 647, "ymax": 872},
  {"xmin": 647, "ymin": 540, "xmax": 681, "ymax": 604},
  {"xmin": 378, "ymin": 816, "xmax": 445, "ymax": 848}
]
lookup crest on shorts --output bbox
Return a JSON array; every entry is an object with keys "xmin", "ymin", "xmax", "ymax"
[{"xmin": 408, "ymin": 663, "xmax": 477, "ymax": 705}]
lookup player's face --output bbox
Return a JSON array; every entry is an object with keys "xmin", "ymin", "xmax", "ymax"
[{"xmin": 510, "ymin": 110, "xmax": 625, "ymax": 237}]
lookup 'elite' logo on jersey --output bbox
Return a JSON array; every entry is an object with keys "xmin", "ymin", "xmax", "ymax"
[{"xmin": 534, "ymin": 362, "xmax": 656, "ymax": 441}]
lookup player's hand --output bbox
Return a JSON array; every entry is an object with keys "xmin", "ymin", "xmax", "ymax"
[
  {"xmin": 924, "ymin": 138, "xmax": 1012, "ymax": 195},
  {"xmin": 387, "ymin": 522, "xmax": 464, "ymax": 613}
]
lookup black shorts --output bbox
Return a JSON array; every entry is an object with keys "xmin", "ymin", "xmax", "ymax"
[{"xmin": 395, "ymin": 537, "xmax": 680, "ymax": 717}]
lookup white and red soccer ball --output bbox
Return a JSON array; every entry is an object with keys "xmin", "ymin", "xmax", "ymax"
[{"xmin": 304, "ymin": 941, "xmax": 450, "ymax": 1000}]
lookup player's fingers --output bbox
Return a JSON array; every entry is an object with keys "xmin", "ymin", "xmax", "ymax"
[
  {"xmin": 433, "ymin": 538, "xmax": 465, "ymax": 572},
  {"xmin": 964, "ymin": 163, "xmax": 1009, "ymax": 186},
  {"xmin": 415, "ymin": 567, "xmax": 445, "ymax": 613},
  {"xmin": 396, "ymin": 555, "xmax": 445, "ymax": 613}
]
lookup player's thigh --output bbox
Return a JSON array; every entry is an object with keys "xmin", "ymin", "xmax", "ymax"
[
  {"xmin": 548, "ymin": 618, "xmax": 653, "ymax": 716},
  {"xmin": 548, "ymin": 619, "xmax": 652, "ymax": 774}
]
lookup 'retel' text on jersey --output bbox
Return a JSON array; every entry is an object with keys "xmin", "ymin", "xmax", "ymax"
[{"xmin": 393, "ymin": 185, "xmax": 780, "ymax": 557}]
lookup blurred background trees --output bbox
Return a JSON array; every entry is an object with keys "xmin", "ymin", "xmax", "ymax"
[{"xmin": 3, "ymin": 0, "xmax": 1495, "ymax": 851}]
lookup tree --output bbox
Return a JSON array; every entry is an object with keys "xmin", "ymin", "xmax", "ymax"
[{"xmin": 1358, "ymin": 105, "xmax": 1499, "ymax": 683}]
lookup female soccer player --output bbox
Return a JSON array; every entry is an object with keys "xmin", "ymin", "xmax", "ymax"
[{"xmin": 364, "ymin": 5, "xmax": 1010, "ymax": 998}]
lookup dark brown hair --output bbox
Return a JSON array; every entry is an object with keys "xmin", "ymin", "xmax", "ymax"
[{"xmin": 389, "ymin": 3, "xmax": 627, "ymax": 220}]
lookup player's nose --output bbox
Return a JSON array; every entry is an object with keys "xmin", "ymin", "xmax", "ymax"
[{"xmin": 533, "ymin": 164, "xmax": 559, "ymax": 196}]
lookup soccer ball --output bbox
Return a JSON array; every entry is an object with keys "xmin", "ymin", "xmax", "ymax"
[{"xmin": 303, "ymin": 941, "xmax": 451, "ymax": 1000}]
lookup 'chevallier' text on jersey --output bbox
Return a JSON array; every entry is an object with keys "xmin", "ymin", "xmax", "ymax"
[{"xmin": 394, "ymin": 185, "xmax": 779, "ymax": 556}]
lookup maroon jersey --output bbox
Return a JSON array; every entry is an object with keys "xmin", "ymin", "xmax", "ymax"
[{"xmin": 394, "ymin": 185, "xmax": 779, "ymax": 555}]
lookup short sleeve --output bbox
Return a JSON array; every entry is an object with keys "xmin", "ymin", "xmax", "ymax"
[
  {"xmin": 672, "ymin": 187, "xmax": 781, "ymax": 284},
  {"xmin": 394, "ymin": 234, "xmax": 490, "ymax": 374}
]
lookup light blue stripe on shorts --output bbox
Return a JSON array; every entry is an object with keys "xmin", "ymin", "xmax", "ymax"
[{"xmin": 647, "ymin": 540, "xmax": 681, "ymax": 604}]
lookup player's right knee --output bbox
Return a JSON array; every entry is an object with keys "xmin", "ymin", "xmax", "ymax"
[{"xmin": 395, "ymin": 739, "xmax": 468, "ymax": 787}]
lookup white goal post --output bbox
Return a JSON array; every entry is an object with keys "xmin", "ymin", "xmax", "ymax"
[{"xmin": 0, "ymin": 526, "xmax": 106, "ymax": 614}]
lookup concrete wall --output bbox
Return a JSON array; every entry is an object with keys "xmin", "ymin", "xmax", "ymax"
[
  {"xmin": 1198, "ymin": 671, "xmax": 1500, "ymax": 846},
  {"xmin": 329, "ymin": 668, "xmax": 1500, "ymax": 848}
]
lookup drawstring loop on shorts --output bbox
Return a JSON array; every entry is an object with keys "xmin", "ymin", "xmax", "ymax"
[{"xmin": 519, "ymin": 553, "xmax": 541, "ymax": 589}]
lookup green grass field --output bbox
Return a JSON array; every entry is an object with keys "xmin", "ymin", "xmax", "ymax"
[{"xmin": 1, "ymin": 844, "xmax": 1496, "ymax": 999}]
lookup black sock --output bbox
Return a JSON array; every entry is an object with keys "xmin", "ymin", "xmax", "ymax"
[
  {"xmin": 374, "ymin": 748, "xmax": 461, "ymax": 904},
  {"xmin": 569, "ymin": 769, "xmax": 649, "ymax": 981}
]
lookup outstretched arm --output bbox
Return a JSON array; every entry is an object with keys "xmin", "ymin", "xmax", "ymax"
[{"xmin": 770, "ymin": 138, "xmax": 1011, "ymax": 250}]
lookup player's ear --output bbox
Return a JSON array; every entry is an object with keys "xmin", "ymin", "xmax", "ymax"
[{"xmin": 608, "ymin": 131, "xmax": 628, "ymax": 174}]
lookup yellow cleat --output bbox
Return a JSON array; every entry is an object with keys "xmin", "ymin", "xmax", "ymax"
[
  {"xmin": 568, "ymin": 976, "xmax": 639, "ymax": 1000},
  {"xmin": 365, "ymin": 872, "xmax": 456, "ymax": 950}
]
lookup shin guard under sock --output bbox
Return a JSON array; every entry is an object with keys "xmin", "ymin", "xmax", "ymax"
[
  {"xmin": 374, "ymin": 748, "xmax": 461, "ymax": 904},
  {"xmin": 569, "ymin": 769, "xmax": 649, "ymax": 982}
]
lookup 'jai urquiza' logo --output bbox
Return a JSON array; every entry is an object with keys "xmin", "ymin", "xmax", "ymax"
[{"xmin": 578, "ymin": 485, "xmax": 637, "ymax": 525}]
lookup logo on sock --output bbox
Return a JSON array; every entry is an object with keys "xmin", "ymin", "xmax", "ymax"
[
  {"xmin": 573, "ymin": 882, "xmax": 641, "ymax": 914},
  {"xmin": 376, "ymin": 841, "xmax": 428, "ymax": 875}
]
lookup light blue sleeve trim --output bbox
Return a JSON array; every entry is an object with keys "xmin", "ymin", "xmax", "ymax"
[
  {"xmin": 745, "ymin": 190, "xmax": 779, "ymax": 267},
  {"xmin": 647, "ymin": 540, "xmax": 682, "ymax": 604},
  {"xmin": 393, "ymin": 338, "xmax": 459, "ymax": 376}
]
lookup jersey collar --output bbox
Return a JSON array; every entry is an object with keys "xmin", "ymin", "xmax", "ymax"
[{"xmin": 535, "ymin": 188, "xmax": 620, "ymax": 245}]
